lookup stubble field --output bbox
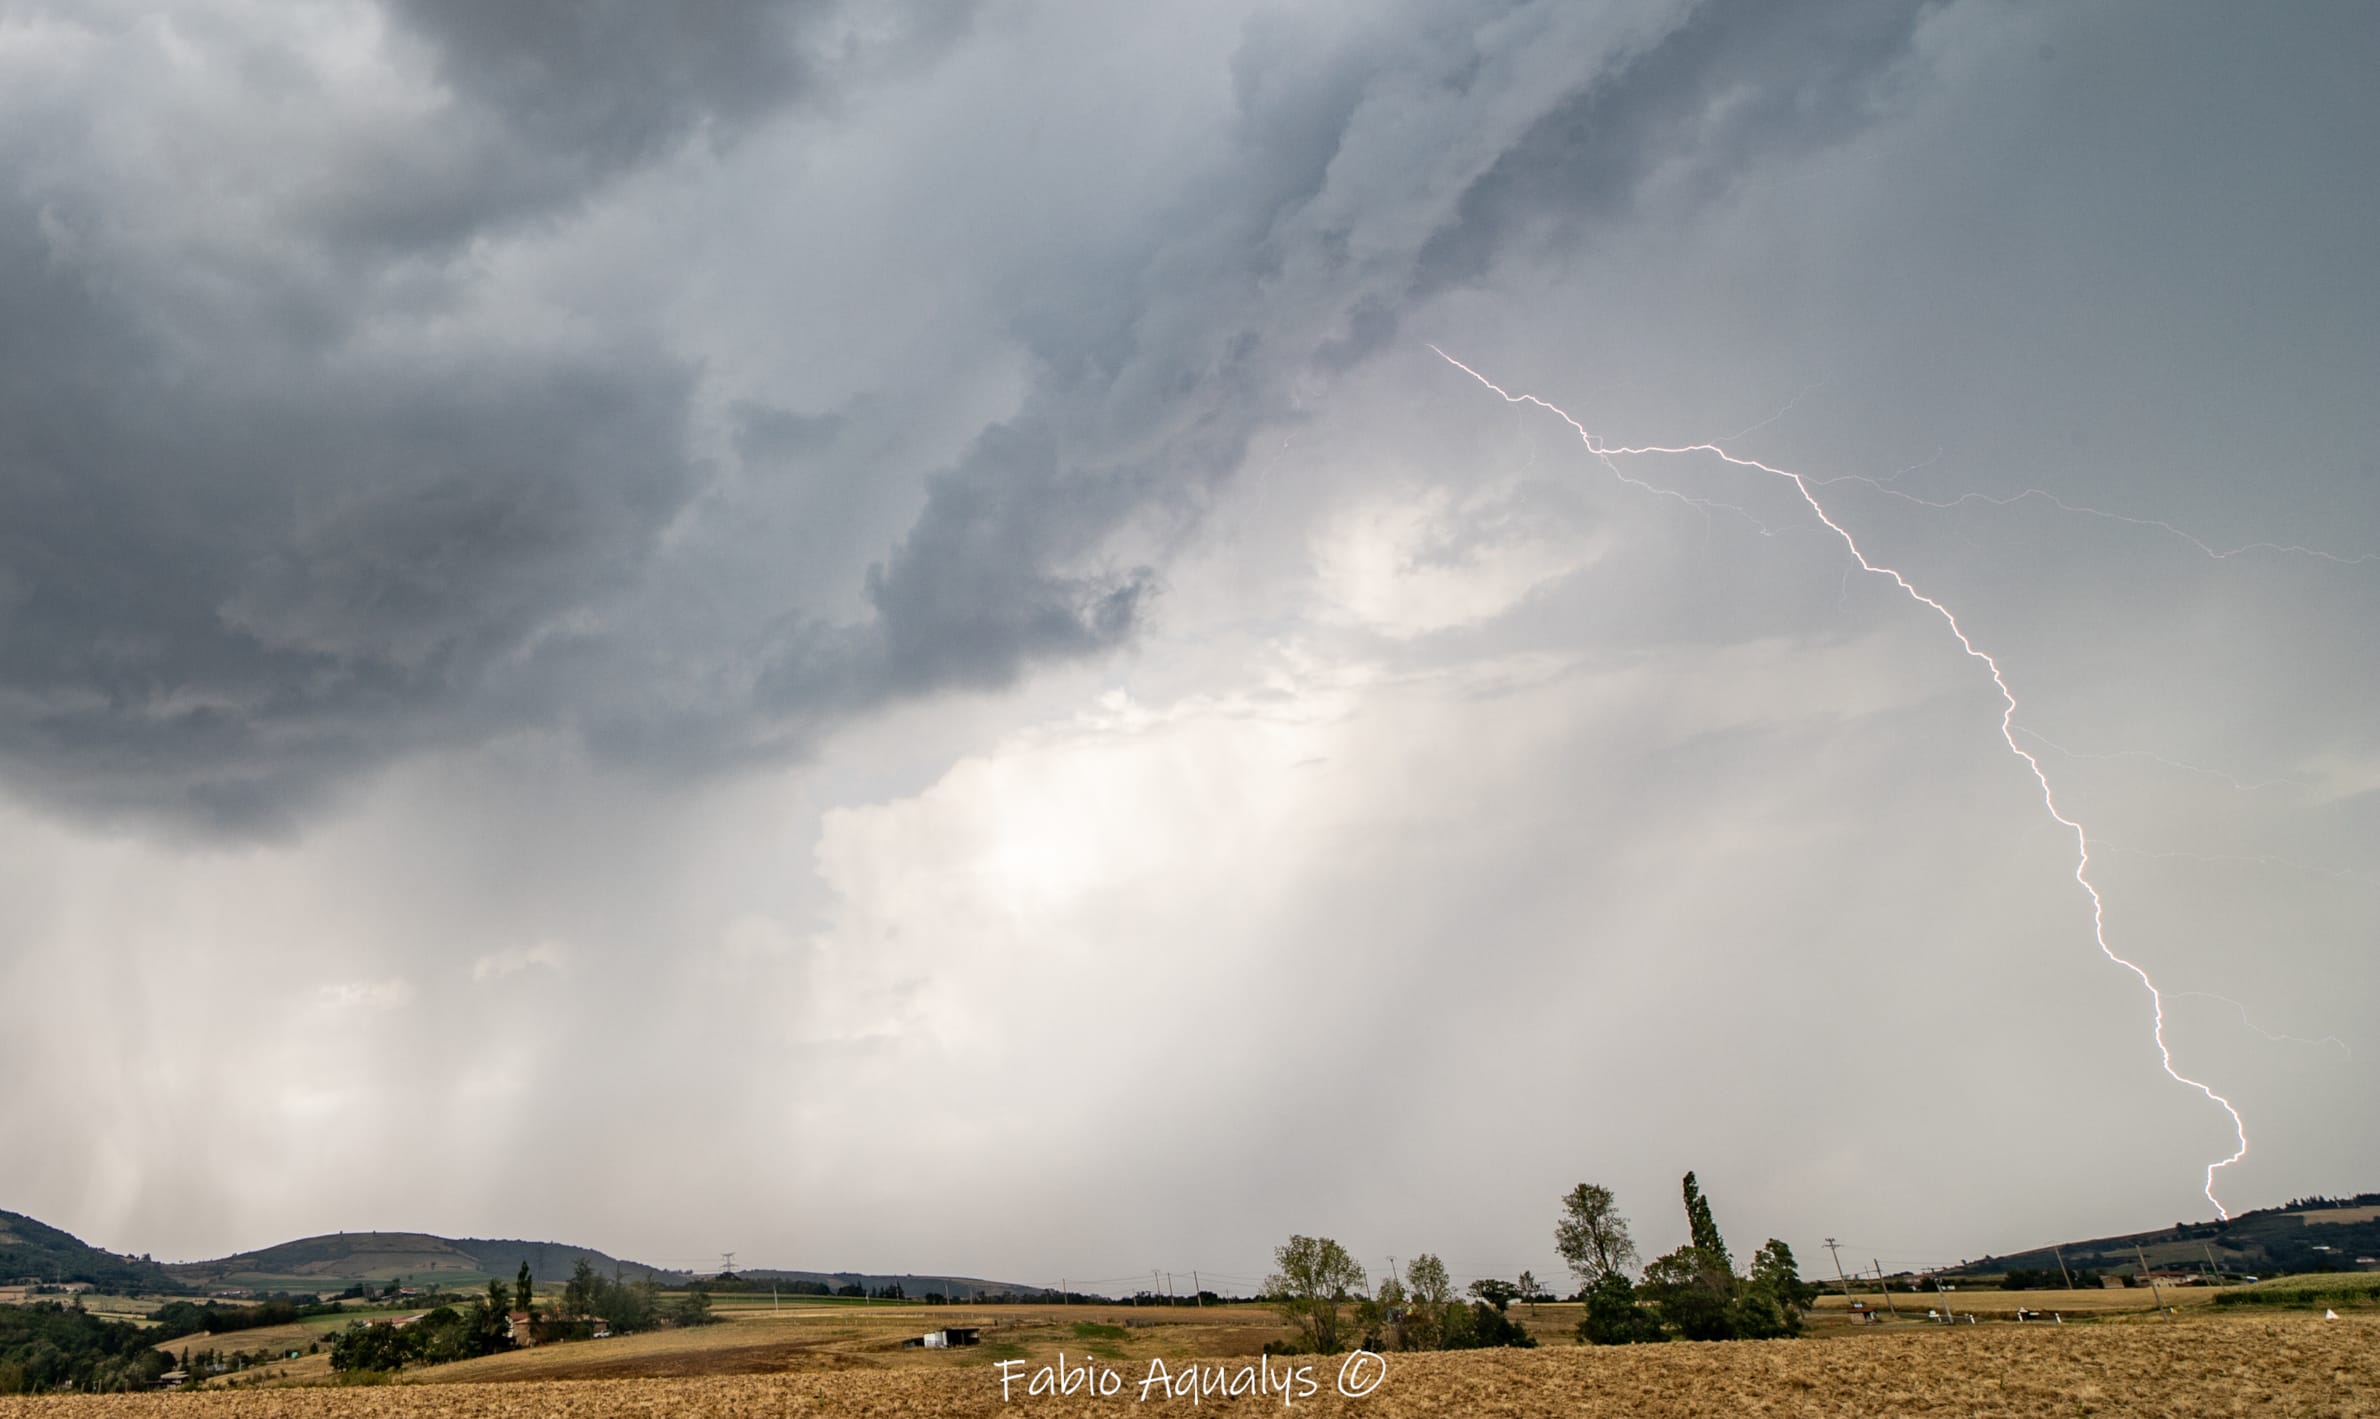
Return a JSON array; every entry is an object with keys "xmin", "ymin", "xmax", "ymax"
[{"xmin": 1, "ymin": 1313, "xmax": 2369, "ymax": 1417}]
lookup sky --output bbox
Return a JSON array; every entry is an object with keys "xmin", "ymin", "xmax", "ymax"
[{"xmin": 1, "ymin": 0, "xmax": 2375, "ymax": 1294}]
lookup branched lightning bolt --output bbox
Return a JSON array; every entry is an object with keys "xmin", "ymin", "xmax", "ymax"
[
  {"xmin": 1432, "ymin": 346, "xmax": 2251, "ymax": 1216},
  {"xmin": 2094, "ymin": 839, "xmax": 2380, "ymax": 894},
  {"xmin": 2015, "ymin": 729, "xmax": 2310, "ymax": 795},
  {"xmin": 2170, "ymin": 992, "xmax": 2352, "ymax": 1058},
  {"xmin": 1809, "ymin": 477, "xmax": 2379, "ymax": 566}
]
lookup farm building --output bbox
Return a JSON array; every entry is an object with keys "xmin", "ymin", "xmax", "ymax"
[{"xmin": 903, "ymin": 1327, "xmax": 983, "ymax": 1349}]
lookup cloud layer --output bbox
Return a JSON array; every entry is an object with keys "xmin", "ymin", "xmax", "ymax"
[{"xmin": 1, "ymin": 0, "xmax": 2374, "ymax": 1284}]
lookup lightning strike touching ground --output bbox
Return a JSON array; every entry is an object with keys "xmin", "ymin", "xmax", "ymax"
[{"xmin": 1431, "ymin": 346, "xmax": 2253, "ymax": 1217}]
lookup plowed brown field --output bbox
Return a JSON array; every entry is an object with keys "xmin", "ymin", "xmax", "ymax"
[{"xmin": 4, "ymin": 1314, "xmax": 2372, "ymax": 1417}]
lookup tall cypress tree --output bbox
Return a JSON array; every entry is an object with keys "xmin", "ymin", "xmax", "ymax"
[
  {"xmin": 515, "ymin": 1261, "xmax": 534, "ymax": 1313},
  {"xmin": 1681, "ymin": 1172, "xmax": 1732, "ymax": 1274}
]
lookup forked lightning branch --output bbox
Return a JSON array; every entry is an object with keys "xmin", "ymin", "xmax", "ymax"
[{"xmin": 1433, "ymin": 348, "xmax": 2252, "ymax": 1216}]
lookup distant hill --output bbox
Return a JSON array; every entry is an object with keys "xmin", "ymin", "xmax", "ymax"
[
  {"xmin": 729, "ymin": 1269, "xmax": 1050, "ymax": 1299},
  {"xmin": 2, "ymin": 1208, "xmax": 1055, "ymax": 1301},
  {"xmin": 1949, "ymin": 1193, "xmax": 2380, "ymax": 1280},
  {"xmin": 0, "ymin": 1209, "xmax": 183, "ymax": 1292},
  {"xmin": 163, "ymin": 1231, "xmax": 686, "ymax": 1293}
]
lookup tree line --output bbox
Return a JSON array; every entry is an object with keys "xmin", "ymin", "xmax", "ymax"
[
  {"xmin": 0, "ymin": 1302, "xmax": 171, "ymax": 1395},
  {"xmin": 0, "ymin": 1293, "xmax": 366, "ymax": 1394},
  {"xmin": 1561, "ymin": 1174, "xmax": 1818, "ymax": 1343},
  {"xmin": 1265, "ymin": 1237, "xmax": 1537, "ymax": 1355},
  {"xmin": 328, "ymin": 1260, "xmax": 717, "ymax": 1377},
  {"xmin": 1261, "ymin": 1170, "xmax": 1818, "ymax": 1355}
]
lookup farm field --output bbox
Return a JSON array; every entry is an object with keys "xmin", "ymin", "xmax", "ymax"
[
  {"xmin": 0, "ymin": 1313, "xmax": 2369, "ymax": 1416},
  {"xmin": 1806, "ymin": 1284, "xmax": 2222, "ymax": 1320}
]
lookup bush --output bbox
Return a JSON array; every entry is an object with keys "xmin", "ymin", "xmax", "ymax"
[
  {"xmin": 1578, "ymin": 1275, "xmax": 1665, "ymax": 1345},
  {"xmin": 1460, "ymin": 1301, "xmax": 1536, "ymax": 1349}
]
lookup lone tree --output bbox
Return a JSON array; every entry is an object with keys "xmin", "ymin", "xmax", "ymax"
[
  {"xmin": 514, "ymin": 1262, "xmax": 534, "ymax": 1314},
  {"xmin": 1554, "ymin": 1183, "xmax": 1639, "ymax": 1289},
  {"xmin": 1681, "ymin": 1172, "xmax": 1732, "ymax": 1275},
  {"xmin": 1399, "ymin": 1254, "xmax": 1457, "ymax": 1351},
  {"xmin": 1265, "ymin": 1235, "xmax": 1366, "ymax": 1354}
]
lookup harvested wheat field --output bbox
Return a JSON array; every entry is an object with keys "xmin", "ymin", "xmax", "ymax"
[{"xmin": 4, "ymin": 1314, "xmax": 2372, "ymax": 1418}]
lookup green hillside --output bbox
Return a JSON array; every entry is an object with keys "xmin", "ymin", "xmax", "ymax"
[
  {"xmin": 0, "ymin": 1210, "xmax": 181, "ymax": 1292},
  {"xmin": 163, "ymin": 1231, "xmax": 682, "ymax": 1293},
  {"xmin": 1952, "ymin": 1193, "xmax": 2380, "ymax": 1281}
]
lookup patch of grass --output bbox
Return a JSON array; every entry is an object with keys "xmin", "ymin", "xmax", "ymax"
[{"xmin": 1070, "ymin": 1322, "xmax": 1128, "ymax": 1341}]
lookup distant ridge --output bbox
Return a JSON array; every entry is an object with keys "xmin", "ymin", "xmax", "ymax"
[
  {"xmin": 163, "ymin": 1231, "xmax": 685, "ymax": 1291},
  {"xmin": 728, "ymin": 1269, "xmax": 1049, "ymax": 1298},
  {"xmin": 0, "ymin": 1208, "xmax": 182, "ymax": 1291},
  {"xmin": 1947, "ymin": 1193, "xmax": 2380, "ymax": 1279},
  {"xmin": 2, "ymin": 1207, "xmax": 1051, "ymax": 1298}
]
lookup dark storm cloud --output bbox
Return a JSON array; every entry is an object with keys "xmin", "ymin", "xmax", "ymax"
[
  {"xmin": 794, "ymin": 0, "xmax": 1938, "ymax": 710},
  {"xmin": 1415, "ymin": 0, "xmax": 1942, "ymax": 300},
  {"xmin": 0, "ymin": 0, "xmax": 1942, "ymax": 831},
  {"xmin": 0, "ymin": 180, "xmax": 697, "ymax": 829},
  {"xmin": 323, "ymin": 0, "xmax": 981, "ymax": 250}
]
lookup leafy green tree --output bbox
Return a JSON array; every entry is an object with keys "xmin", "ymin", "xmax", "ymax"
[
  {"xmin": 1454, "ymin": 1301, "xmax": 1535, "ymax": 1349},
  {"xmin": 594, "ymin": 1276, "xmax": 659, "ymax": 1334},
  {"xmin": 329, "ymin": 1320, "xmax": 417, "ymax": 1375},
  {"xmin": 1555, "ymin": 1183, "xmax": 1639, "ymax": 1288},
  {"xmin": 1404, "ymin": 1254, "xmax": 1455, "ymax": 1307},
  {"xmin": 1467, "ymin": 1278, "xmax": 1519, "ymax": 1312},
  {"xmin": 669, "ymin": 1283, "xmax": 718, "ymax": 1328},
  {"xmin": 1681, "ymin": 1173, "xmax": 1732, "ymax": 1275},
  {"xmin": 1577, "ymin": 1273, "xmax": 1666, "ymax": 1345},
  {"xmin": 1396, "ymin": 1254, "xmax": 1456, "ymax": 1351},
  {"xmin": 1436, "ymin": 1294, "xmax": 1477, "ymax": 1350},
  {"xmin": 563, "ymin": 1259, "xmax": 599, "ymax": 1319},
  {"xmin": 1727, "ymin": 1284, "xmax": 1792, "ymax": 1340},
  {"xmin": 1353, "ymin": 1273, "xmax": 1404, "ymax": 1353},
  {"xmin": 474, "ymin": 1281, "xmax": 515, "ymax": 1353},
  {"xmin": 514, "ymin": 1262, "xmax": 534, "ymax": 1313},
  {"xmin": 1264, "ymin": 1235, "xmax": 1366, "ymax": 1354},
  {"xmin": 1742, "ymin": 1239, "xmax": 1818, "ymax": 1336},
  {"xmin": 1516, "ymin": 1270, "xmax": 1542, "ymax": 1315},
  {"xmin": 1639, "ymin": 1246, "xmax": 1737, "ymax": 1341}
]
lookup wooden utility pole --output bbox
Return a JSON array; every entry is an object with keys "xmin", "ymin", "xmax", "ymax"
[
  {"xmin": 1823, "ymin": 1239, "xmax": 1856, "ymax": 1303},
  {"xmin": 2052, "ymin": 1245, "xmax": 2074, "ymax": 1291},
  {"xmin": 2134, "ymin": 1245, "xmax": 2170, "ymax": 1322},
  {"xmin": 1192, "ymin": 1271, "xmax": 1203, "ymax": 1307},
  {"xmin": 1871, "ymin": 1260, "xmax": 1899, "ymax": 1319}
]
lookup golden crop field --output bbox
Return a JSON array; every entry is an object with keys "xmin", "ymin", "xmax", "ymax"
[
  {"xmin": 1806, "ymin": 1284, "xmax": 2220, "ymax": 1319},
  {"xmin": 2, "ymin": 1314, "xmax": 2370, "ymax": 1417}
]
